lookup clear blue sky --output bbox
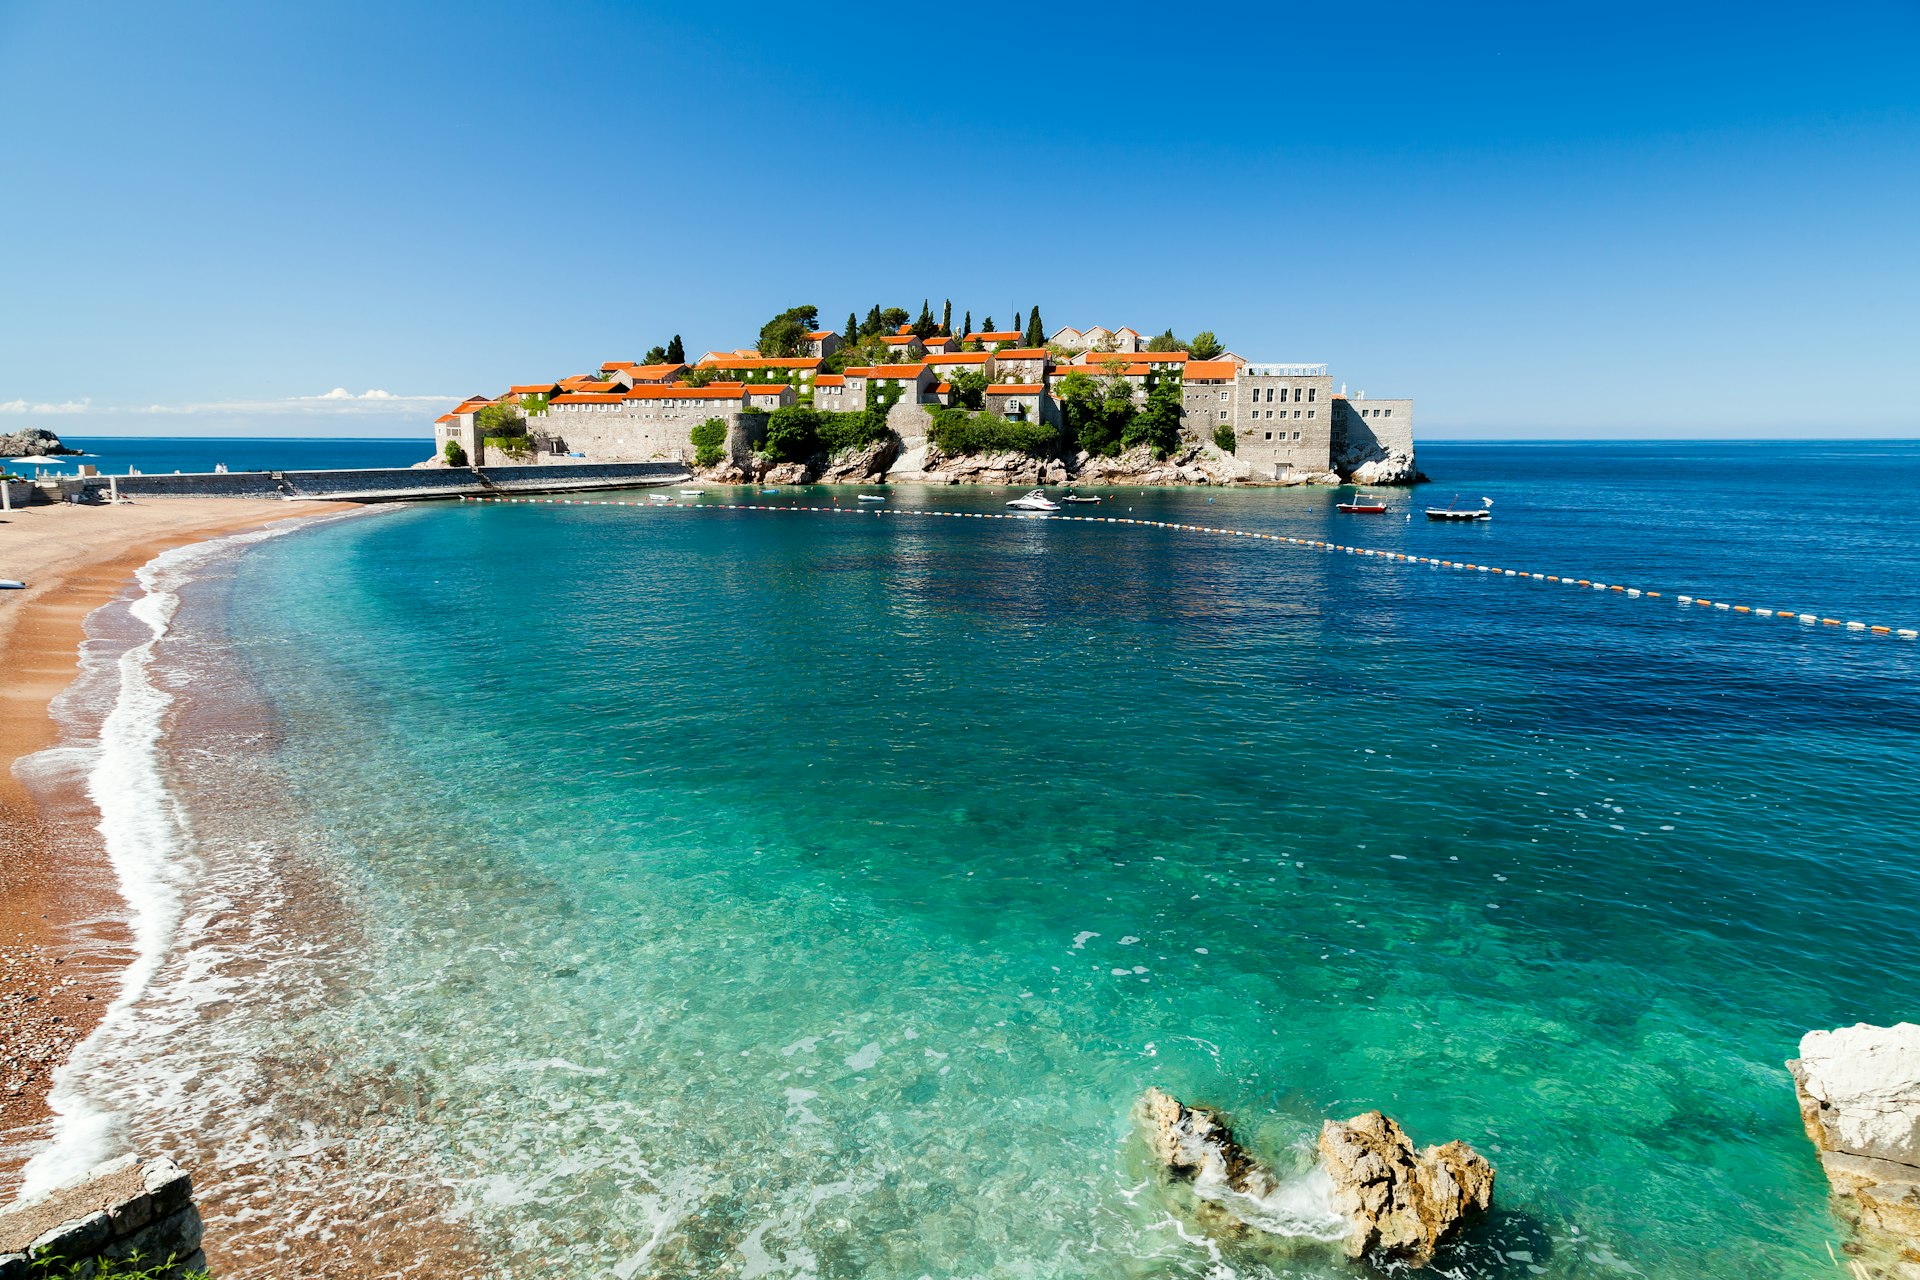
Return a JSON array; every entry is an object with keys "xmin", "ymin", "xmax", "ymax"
[{"xmin": 2, "ymin": 1, "xmax": 1916, "ymax": 440}]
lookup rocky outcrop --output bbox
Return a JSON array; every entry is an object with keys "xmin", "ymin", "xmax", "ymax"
[
  {"xmin": 1790, "ymin": 1023, "xmax": 1920, "ymax": 1274},
  {"xmin": 1074, "ymin": 445, "xmax": 1240, "ymax": 486},
  {"xmin": 762, "ymin": 461, "xmax": 811, "ymax": 486},
  {"xmin": 1317, "ymin": 1111, "xmax": 1494, "ymax": 1267},
  {"xmin": 1136, "ymin": 1089, "xmax": 1491, "ymax": 1268},
  {"xmin": 0, "ymin": 1155, "xmax": 204, "ymax": 1278},
  {"xmin": 1348, "ymin": 452, "xmax": 1424, "ymax": 486},
  {"xmin": 0, "ymin": 428, "xmax": 76, "ymax": 458},
  {"xmin": 817, "ymin": 434, "xmax": 900, "ymax": 483},
  {"xmin": 892, "ymin": 444, "xmax": 1068, "ymax": 487}
]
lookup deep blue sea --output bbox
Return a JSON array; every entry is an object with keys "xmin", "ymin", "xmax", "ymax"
[
  {"xmin": 59, "ymin": 435, "xmax": 432, "ymax": 474},
  {"xmin": 27, "ymin": 441, "xmax": 1920, "ymax": 1278}
]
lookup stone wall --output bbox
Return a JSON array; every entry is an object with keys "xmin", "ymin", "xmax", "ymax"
[
  {"xmin": 1233, "ymin": 373, "xmax": 1336, "ymax": 477},
  {"xmin": 885, "ymin": 400, "xmax": 937, "ymax": 451},
  {"xmin": 0, "ymin": 1156, "xmax": 203, "ymax": 1278},
  {"xmin": 534, "ymin": 406, "xmax": 760, "ymax": 465},
  {"xmin": 1333, "ymin": 398, "xmax": 1415, "ymax": 465}
]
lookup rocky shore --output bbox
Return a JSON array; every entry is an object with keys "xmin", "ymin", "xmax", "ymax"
[
  {"xmin": 1791, "ymin": 1022, "xmax": 1920, "ymax": 1277},
  {"xmin": 0, "ymin": 429, "xmax": 78, "ymax": 460},
  {"xmin": 704, "ymin": 431, "xmax": 1424, "ymax": 489}
]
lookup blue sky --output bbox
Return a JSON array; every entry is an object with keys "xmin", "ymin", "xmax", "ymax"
[{"xmin": 1, "ymin": 0, "xmax": 1915, "ymax": 440}]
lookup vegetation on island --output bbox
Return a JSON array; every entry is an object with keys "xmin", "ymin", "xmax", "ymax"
[
  {"xmin": 1213, "ymin": 422, "xmax": 1236, "ymax": 453},
  {"xmin": 927, "ymin": 407, "xmax": 1058, "ymax": 457},
  {"xmin": 760, "ymin": 381, "xmax": 898, "ymax": 465},
  {"xmin": 641, "ymin": 335, "xmax": 686, "ymax": 366},
  {"xmin": 443, "ymin": 440, "xmax": 468, "ymax": 467},
  {"xmin": 28, "ymin": 1251, "xmax": 212, "ymax": 1280},
  {"xmin": 691, "ymin": 417, "xmax": 728, "ymax": 468},
  {"xmin": 476, "ymin": 401, "xmax": 532, "ymax": 459}
]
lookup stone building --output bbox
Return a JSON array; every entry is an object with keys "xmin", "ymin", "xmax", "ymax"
[{"xmin": 804, "ymin": 329, "xmax": 841, "ymax": 359}]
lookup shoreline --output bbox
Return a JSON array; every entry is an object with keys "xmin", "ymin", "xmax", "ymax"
[{"xmin": 0, "ymin": 498, "xmax": 356, "ymax": 1197}]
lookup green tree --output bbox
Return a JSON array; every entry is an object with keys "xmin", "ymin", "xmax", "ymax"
[
  {"xmin": 913, "ymin": 299, "xmax": 936, "ymax": 339},
  {"xmin": 1188, "ymin": 330, "xmax": 1223, "ymax": 360},
  {"xmin": 1013, "ymin": 309, "xmax": 1023, "ymax": 340},
  {"xmin": 962, "ymin": 309, "xmax": 972, "ymax": 338},
  {"xmin": 763, "ymin": 405, "xmax": 821, "ymax": 462},
  {"xmin": 443, "ymin": 439, "xmax": 468, "ymax": 467},
  {"xmin": 842, "ymin": 311, "xmax": 859, "ymax": 347},
  {"xmin": 474, "ymin": 402, "xmax": 524, "ymax": 437},
  {"xmin": 758, "ymin": 305, "xmax": 819, "ymax": 358},
  {"xmin": 941, "ymin": 299, "xmax": 952, "ymax": 335},
  {"xmin": 946, "ymin": 369, "xmax": 989, "ymax": 410},
  {"xmin": 1025, "ymin": 307, "xmax": 1044, "ymax": 347},
  {"xmin": 1055, "ymin": 370, "xmax": 1135, "ymax": 458},
  {"xmin": 643, "ymin": 344, "xmax": 669, "ymax": 365},
  {"xmin": 691, "ymin": 417, "xmax": 729, "ymax": 467},
  {"xmin": 667, "ymin": 334, "xmax": 686, "ymax": 364},
  {"xmin": 862, "ymin": 305, "xmax": 884, "ymax": 336},
  {"xmin": 982, "ymin": 315, "xmax": 995, "ymax": 332},
  {"xmin": 878, "ymin": 306, "xmax": 910, "ymax": 333},
  {"xmin": 1213, "ymin": 422, "xmax": 1236, "ymax": 453},
  {"xmin": 1146, "ymin": 328, "xmax": 1182, "ymax": 352},
  {"xmin": 683, "ymin": 366, "xmax": 723, "ymax": 387},
  {"xmin": 1122, "ymin": 376, "xmax": 1184, "ymax": 458}
]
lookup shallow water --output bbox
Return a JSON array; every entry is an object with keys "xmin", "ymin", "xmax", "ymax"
[{"xmin": 39, "ymin": 442, "xmax": 1920, "ymax": 1277}]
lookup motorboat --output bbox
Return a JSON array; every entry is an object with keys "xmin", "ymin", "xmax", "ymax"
[
  {"xmin": 1062, "ymin": 491, "xmax": 1102, "ymax": 504},
  {"xmin": 1007, "ymin": 489, "xmax": 1060, "ymax": 512},
  {"xmin": 760, "ymin": 487, "xmax": 780, "ymax": 493},
  {"xmin": 648, "ymin": 493, "xmax": 673, "ymax": 502},
  {"xmin": 0, "ymin": 580, "xmax": 25, "ymax": 590},
  {"xmin": 1425, "ymin": 496, "xmax": 1493, "ymax": 521},
  {"xmin": 857, "ymin": 494, "xmax": 886, "ymax": 502},
  {"xmin": 1337, "ymin": 492, "xmax": 1387, "ymax": 513},
  {"xmin": 679, "ymin": 489, "xmax": 703, "ymax": 496}
]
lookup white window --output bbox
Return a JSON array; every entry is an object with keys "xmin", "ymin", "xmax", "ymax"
[
  {"xmin": 1307, "ymin": 410, "xmax": 1315, "ymax": 418},
  {"xmin": 1218, "ymin": 409, "xmax": 1228, "ymax": 420},
  {"xmin": 1383, "ymin": 408, "xmax": 1392, "ymax": 415},
  {"xmin": 1293, "ymin": 431, "xmax": 1301, "ymax": 440},
  {"xmin": 1308, "ymin": 388, "xmax": 1316, "ymax": 402},
  {"xmin": 1218, "ymin": 390, "xmax": 1228, "ymax": 401}
]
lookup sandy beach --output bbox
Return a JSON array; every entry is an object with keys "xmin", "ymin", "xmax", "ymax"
[{"xmin": 0, "ymin": 498, "xmax": 354, "ymax": 1191}]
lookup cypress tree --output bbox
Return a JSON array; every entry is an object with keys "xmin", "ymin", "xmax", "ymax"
[
  {"xmin": 915, "ymin": 298, "xmax": 934, "ymax": 339},
  {"xmin": 1026, "ymin": 308, "xmax": 1044, "ymax": 347},
  {"xmin": 963, "ymin": 310, "xmax": 972, "ymax": 338},
  {"xmin": 863, "ymin": 305, "xmax": 883, "ymax": 336},
  {"xmin": 941, "ymin": 299, "xmax": 952, "ymax": 336},
  {"xmin": 843, "ymin": 311, "xmax": 858, "ymax": 347},
  {"xmin": 666, "ymin": 334, "xmax": 685, "ymax": 364},
  {"xmin": 982, "ymin": 316, "xmax": 995, "ymax": 332},
  {"xmin": 1013, "ymin": 309, "xmax": 1024, "ymax": 340}
]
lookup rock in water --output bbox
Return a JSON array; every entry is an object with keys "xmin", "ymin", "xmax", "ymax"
[
  {"xmin": 1137, "ymin": 1086, "xmax": 1281, "ymax": 1203},
  {"xmin": 1789, "ymin": 1022, "xmax": 1920, "ymax": 1259},
  {"xmin": 1318, "ymin": 1111, "xmax": 1494, "ymax": 1266}
]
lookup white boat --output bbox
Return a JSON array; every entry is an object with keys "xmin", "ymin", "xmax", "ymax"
[
  {"xmin": 1425, "ymin": 495, "xmax": 1493, "ymax": 522},
  {"xmin": 0, "ymin": 580, "xmax": 25, "ymax": 590},
  {"xmin": 1062, "ymin": 492, "xmax": 1101, "ymax": 504},
  {"xmin": 1007, "ymin": 489, "xmax": 1060, "ymax": 512},
  {"xmin": 679, "ymin": 489, "xmax": 703, "ymax": 496},
  {"xmin": 858, "ymin": 494, "xmax": 886, "ymax": 502},
  {"xmin": 648, "ymin": 493, "xmax": 673, "ymax": 502}
]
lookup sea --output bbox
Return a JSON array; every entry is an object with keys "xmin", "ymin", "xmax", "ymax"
[
  {"xmin": 55, "ymin": 436, "xmax": 433, "ymax": 475},
  {"xmin": 18, "ymin": 440, "xmax": 1920, "ymax": 1279}
]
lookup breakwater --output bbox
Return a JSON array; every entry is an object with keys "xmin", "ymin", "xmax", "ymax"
[
  {"xmin": 57, "ymin": 462, "xmax": 689, "ymax": 503},
  {"xmin": 0, "ymin": 1156, "xmax": 203, "ymax": 1278}
]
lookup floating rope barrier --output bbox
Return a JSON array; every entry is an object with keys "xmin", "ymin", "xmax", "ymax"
[{"xmin": 459, "ymin": 495, "xmax": 1920, "ymax": 642}]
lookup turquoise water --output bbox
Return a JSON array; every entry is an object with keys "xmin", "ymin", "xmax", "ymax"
[
  {"xmin": 54, "ymin": 443, "xmax": 1920, "ymax": 1276},
  {"xmin": 59, "ymin": 435, "xmax": 431, "ymax": 474}
]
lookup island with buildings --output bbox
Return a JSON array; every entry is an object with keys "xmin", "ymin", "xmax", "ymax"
[{"xmin": 430, "ymin": 306, "xmax": 1421, "ymax": 487}]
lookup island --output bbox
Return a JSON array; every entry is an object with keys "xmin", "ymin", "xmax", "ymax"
[{"xmin": 429, "ymin": 304, "xmax": 1421, "ymax": 487}]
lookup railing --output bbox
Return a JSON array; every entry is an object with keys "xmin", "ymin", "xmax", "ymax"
[{"xmin": 1242, "ymin": 363, "xmax": 1328, "ymax": 377}]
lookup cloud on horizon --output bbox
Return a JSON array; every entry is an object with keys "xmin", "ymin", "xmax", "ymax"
[
  {"xmin": 0, "ymin": 397, "xmax": 91, "ymax": 414},
  {"xmin": 136, "ymin": 389, "xmax": 456, "ymax": 416}
]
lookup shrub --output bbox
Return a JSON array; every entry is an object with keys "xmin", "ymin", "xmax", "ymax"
[
  {"xmin": 443, "ymin": 440, "xmax": 468, "ymax": 467},
  {"xmin": 928, "ymin": 407, "xmax": 1058, "ymax": 457},
  {"xmin": 1121, "ymin": 378, "xmax": 1184, "ymax": 459},
  {"xmin": 817, "ymin": 410, "xmax": 886, "ymax": 456},
  {"xmin": 483, "ymin": 436, "xmax": 531, "ymax": 459},
  {"xmin": 1213, "ymin": 423, "xmax": 1236, "ymax": 453},
  {"xmin": 763, "ymin": 406, "xmax": 820, "ymax": 463},
  {"xmin": 690, "ymin": 417, "xmax": 728, "ymax": 468}
]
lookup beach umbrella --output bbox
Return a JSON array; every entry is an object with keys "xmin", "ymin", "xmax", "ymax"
[{"xmin": 6, "ymin": 456, "xmax": 69, "ymax": 466}]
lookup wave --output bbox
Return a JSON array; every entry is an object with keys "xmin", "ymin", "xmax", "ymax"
[{"xmin": 17, "ymin": 518, "xmax": 335, "ymax": 1199}]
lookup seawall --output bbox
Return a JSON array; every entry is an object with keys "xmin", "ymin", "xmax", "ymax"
[{"xmin": 54, "ymin": 462, "xmax": 689, "ymax": 504}]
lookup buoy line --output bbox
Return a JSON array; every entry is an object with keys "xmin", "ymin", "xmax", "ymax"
[{"xmin": 460, "ymin": 495, "xmax": 1920, "ymax": 642}]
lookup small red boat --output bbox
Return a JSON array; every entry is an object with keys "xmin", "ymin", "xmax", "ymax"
[{"xmin": 1337, "ymin": 492, "xmax": 1387, "ymax": 513}]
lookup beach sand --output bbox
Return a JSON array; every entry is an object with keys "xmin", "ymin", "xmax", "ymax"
[{"xmin": 0, "ymin": 498, "xmax": 355, "ymax": 1192}]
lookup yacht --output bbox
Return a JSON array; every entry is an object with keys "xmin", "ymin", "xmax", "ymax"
[{"xmin": 1007, "ymin": 489, "xmax": 1060, "ymax": 512}]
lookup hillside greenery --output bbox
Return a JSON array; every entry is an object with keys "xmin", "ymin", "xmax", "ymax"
[{"xmin": 927, "ymin": 407, "xmax": 1058, "ymax": 457}]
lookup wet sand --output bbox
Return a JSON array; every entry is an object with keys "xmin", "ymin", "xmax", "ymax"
[{"xmin": 0, "ymin": 498, "xmax": 355, "ymax": 1191}]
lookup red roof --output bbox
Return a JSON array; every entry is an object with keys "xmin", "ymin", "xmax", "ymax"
[
  {"xmin": 896, "ymin": 323, "xmax": 914, "ymax": 334},
  {"xmin": 965, "ymin": 331, "xmax": 1021, "ymax": 343},
  {"xmin": 695, "ymin": 356, "xmax": 823, "ymax": 370},
  {"xmin": 814, "ymin": 374, "xmax": 846, "ymax": 386},
  {"xmin": 628, "ymin": 362, "xmax": 687, "ymax": 382},
  {"xmin": 993, "ymin": 348, "xmax": 1047, "ymax": 359},
  {"xmin": 601, "ymin": 361, "xmax": 637, "ymax": 371},
  {"xmin": 509, "ymin": 383, "xmax": 561, "ymax": 395},
  {"xmin": 551, "ymin": 392, "xmax": 626, "ymax": 404},
  {"xmin": 881, "ymin": 334, "xmax": 923, "ymax": 344},
  {"xmin": 805, "ymin": 330, "xmax": 835, "ymax": 340},
  {"xmin": 868, "ymin": 364, "xmax": 928, "ymax": 377},
  {"xmin": 1184, "ymin": 361, "xmax": 1239, "ymax": 380},
  {"xmin": 623, "ymin": 385, "xmax": 748, "ymax": 401},
  {"xmin": 934, "ymin": 382, "xmax": 952, "ymax": 394},
  {"xmin": 987, "ymin": 384, "xmax": 1044, "ymax": 395}
]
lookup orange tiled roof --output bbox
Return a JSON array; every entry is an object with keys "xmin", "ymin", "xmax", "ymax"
[
  {"xmin": 601, "ymin": 361, "xmax": 637, "ymax": 371},
  {"xmin": 1184, "ymin": 361, "xmax": 1239, "ymax": 379},
  {"xmin": 881, "ymin": 334, "xmax": 923, "ymax": 344},
  {"xmin": 934, "ymin": 382, "xmax": 952, "ymax": 394},
  {"xmin": 992, "ymin": 347, "xmax": 1047, "ymax": 359},
  {"xmin": 695, "ymin": 356, "xmax": 823, "ymax": 370},
  {"xmin": 965, "ymin": 331, "xmax": 1021, "ymax": 342},
  {"xmin": 628, "ymin": 362, "xmax": 687, "ymax": 381},
  {"xmin": 814, "ymin": 374, "xmax": 846, "ymax": 386},
  {"xmin": 623, "ymin": 384, "xmax": 748, "ymax": 401},
  {"xmin": 509, "ymin": 383, "xmax": 561, "ymax": 395},
  {"xmin": 551, "ymin": 392, "xmax": 626, "ymax": 404},
  {"xmin": 805, "ymin": 330, "xmax": 835, "ymax": 340},
  {"xmin": 987, "ymin": 384, "xmax": 1045, "ymax": 395},
  {"xmin": 868, "ymin": 364, "xmax": 928, "ymax": 377},
  {"xmin": 896, "ymin": 323, "xmax": 914, "ymax": 334}
]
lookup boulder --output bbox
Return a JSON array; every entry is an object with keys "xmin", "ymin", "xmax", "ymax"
[
  {"xmin": 1137, "ymin": 1086, "xmax": 1283, "ymax": 1204},
  {"xmin": 817, "ymin": 434, "xmax": 901, "ymax": 484},
  {"xmin": 762, "ymin": 462, "xmax": 811, "ymax": 486},
  {"xmin": 1318, "ymin": 1111, "xmax": 1494, "ymax": 1266},
  {"xmin": 0, "ymin": 427, "xmax": 74, "ymax": 458},
  {"xmin": 1789, "ymin": 1023, "xmax": 1920, "ymax": 1262},
  {"xmin": 1349, "ymin": 453, "xmax": 1426, "ymax": 486}
]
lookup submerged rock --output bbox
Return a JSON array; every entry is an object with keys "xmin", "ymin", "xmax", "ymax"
[
  {"xmin": 1317, "ymin": 1111, "xmax": 1494, "ymax": 1266},
  {"xmin": 1790, "ymin": 1022, "xmax": 1920, "ymax": 1268}
]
